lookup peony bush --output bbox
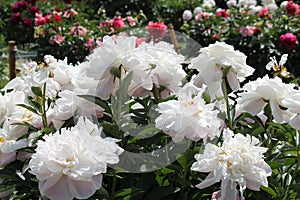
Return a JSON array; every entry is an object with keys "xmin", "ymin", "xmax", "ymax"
[{"xmin": 0, "ymin": 29, "xmax": 299, "ymax": 199}]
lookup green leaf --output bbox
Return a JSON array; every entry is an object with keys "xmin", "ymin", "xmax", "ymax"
[
  {"xmin": 267, "ymin": 161, "xmax": 284, "ymax": 169},
  {"xmin": 78, "ymin": 95, "xmax": 111, "ymax": 113},
  {"xmin": 31, "ymin": 86, "xmax": 43, "ymax": 97},
  {"xmin": 261, "ymin": 186, "xmax": 277, "ymax": 197},
  {"xmin": 16, "ymin": 104, "xmax": 39, "ymax": 115}
]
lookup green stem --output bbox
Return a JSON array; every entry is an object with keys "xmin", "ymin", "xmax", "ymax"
[
  {"xmin": 111, "ymin": 170, "xmax": 117, "ymax": 197},
  {"xmin": 41, "ymin": 83, "xmax": 48, "ymax": 128},
  {"xmin": 221, "ymin": 77, "xmax": 233, "ymax": 130},
  {"xmin": 282, "ymin": 143, "xmax": 300, "ymax": 200}
]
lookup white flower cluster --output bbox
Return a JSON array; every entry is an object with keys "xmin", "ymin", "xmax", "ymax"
[
  {"xmin": 29, "ymin": 117, "xmax": 123, "ymax": 200},
  {"xmin": 191, "ymin": 129, "xmax": 272, "ymax": 199},
  {"xmin": 4, "ymin": 35, "xmax": 296, "ymax": 199}
]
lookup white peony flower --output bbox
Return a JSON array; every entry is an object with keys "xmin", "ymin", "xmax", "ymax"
[
  {"xmin": 193, "ymin": 7, "xmax": 203, "ymax": 14},
  {"xmin": 125, "ymin": 41, "xmax": 186, "ymax": 97},
  {"xmin": 155, "ymin": 83, "xmax": 221, "ymax": 142},
  {"xmin": 0, "ymin": 91, "xmax": 25, "ymax": 124},
  {"xmin": 191, "ymin": 129, "xmax": 272, "ymax": 199},
  {"xmin": 29, "ymin": 117, "xmax": 123, "ymax": 200},
  {"xmin": 227, "ymin": 0, "xmax": 237, "ymax": 8},
  {"xmin": 237, "ymin": 75, "xmax": 297, "ymax": 123},
  {"xmin": 182, "ymin": 10, "xmax": 193, "ymax": 21},
  {"xmin": 0, "ymin": 120, "xmax": 28, "ymax": 166},
  {"xmin": 84, "ymin": 35, "xmax": 137, "ymax": 100},
  {"xmin": 49, "ymin": 89, "xmax": 104, "ymax": 129},
  {"xmin": 202, "ymin": 0, "xmax": 216, "ymax": 9},
  {"xmin": 189, "ymin": 41, "xmax": 254, "ymax": 98},
  {"xmin": 45, "ymin": 55, "xmax": 78, "ymax": 90}
]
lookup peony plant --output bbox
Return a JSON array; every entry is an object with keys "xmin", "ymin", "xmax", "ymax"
[{"xmin": 0, "ymin": 32, "xmax": 299, "ymax": 200}]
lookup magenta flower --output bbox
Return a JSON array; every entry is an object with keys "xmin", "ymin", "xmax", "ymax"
[
  {"xmin": 10, "ymin": 13, "xmax": 22, "ymax": 25},
  {"xmin": 22, "ymin": 18, "xmax": 33, "ymax": 28},
  {"xmin": 280, "ymin": 33, "xmax": 298, "ymax": 51},
  {"xmin": 286, "ymin": 1, "xmax": 300, "ymax": 15},
  {"xmin": 29, "ymin": 6, "xmax": 40, "ymax": 16}
]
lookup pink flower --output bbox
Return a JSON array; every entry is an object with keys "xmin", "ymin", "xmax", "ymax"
[
  {"xmin": 63, "ymin": 9, "xmax": 77, "ymax": 18},
  {"xmin": 239, "ymin": 26, "xmax": 257, "ymax": 37},
  {"xmin": 49, "ymin": 34, "xmax": 65, "ymax": 45},
  {"xmin": 84, "ymin": 38, "xmax": 95, "ymax": 51},
  {"xmin": 146, "ymin": 21, "xmax": 167, "ymax": 39},
  {"xmin": 216, "ymin": 9, "xmax": 230, "ymax": 18},
  {"xmin": 35, "ymin": 13, "xmax": 47, "ymax": 26},
  {"xmin": 195, "ymin": 12, "xmax": 211, "ymax": 21},
  {"xmin": 280, "ymin": 33, "xmax": 298, "ymax": 50},
  {"xmin": 286, "ymin": 1, "xmax": 300, "ymax": 15},
  {"xmin": 22, "ymin": 18, "xmax": 33, "ymax": 28},
  {"xmin": 10, "ymin": 13, "xmax": 22, "ymax": 25},
  {"xmin": 258, "ymin": 8, "xmax": 271, "ymax": 18},
  {"xmin": 11, "ymin": 1, "xmax": 29, "ymax": 13},
  {"xmin": 70, "ymin": 25, "xmax": 88, "ymax": 37},
  {"xmin": 110, "ymin": 16, "xmax": 125, "ymax": 29},
  {"xmin": 127, "ymin": 16, "xmax": 136, "ymax": 26}
]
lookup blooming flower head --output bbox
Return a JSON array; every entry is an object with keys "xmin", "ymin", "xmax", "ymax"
[
  {"xmin": 127, "ymin": 16, "xmax": 136, "ymax": 26},
  {"xmin": 155, "ymin": 83, "xmax": 221, "ymax": 143},
  {"xmin": 146, "ymin": 21, "xmax": 167, "ymax": 39},
  {"xmin": 202, "ymin": 0, "xmax": 216, "ymax": 9},
  {"xmin": 124, "ymin": 41, "xmax": 186, "ymax": 97},
  {"xmin": 258, "ymin": 7, "xmax": 270, "ymax": 18},
  {"xmin": 227, "ymin": 0, "xmax": 237, "ymax": 8},
  {"xmin": 216, "ymin": 9, "xmax": 230, "ymax": 18},
  {"xmin": 182, "ymin": 10, "xmax": 193, "ymax": 21},
  {"xmin": 191, "ymin": 129, "xmax": 272, "ymax": 199},
  {"xmin": 280, "ymin": 33, "xmax": 298, "ymax": 51},
  {"xmin": 286, "ymin": 1, "xmax": 300, "ymax": 15},
  {"xmin": 237, "ymin": 75, "xmax": 297, "ymax": 123},
  {"xmin": 110, "ymin": 16, "xmax": 125, "ymax": 29},
  {"xmin": 10, "ymin": 13, "xmax": 22, "ymax": 25},
  {"xmin": 29, "ymin": 117, "xmax": 123, "ymax": 200},
  {"xmin": 189, "ymin": 41, "xmax": 254, "ymax": 98},
  {"xmin": 239, "ymin": 26, "xmax": 258, "ymax": 37}
]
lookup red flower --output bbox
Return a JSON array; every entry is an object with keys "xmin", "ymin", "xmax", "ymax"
[
  {"xmin": 10, "ymin": 13, "xmax": 22, "ymax": 25},
  {"xmin": 286, "ymin": 1, "xmax": 300, "ymax": 15},
  {"xmin": 280, "ymin": 33, "xmax": 298, "ymax": 50},
  {"xmin": 22, "ymin": 18, "xmax": 33, "ymax": 28},
  {"xmin": 216, "ymin": 9, "xmax": 230, "ymax": 18},
  {"xmin": 146, "ymin": 21, "xmax": 167, "ymax": 39},
  {"xmin": 110, "ymin": 16, "xmax": 125, "ymax": 29},
  {"xmin": 11, "ymin": 1, "xmax": 28, "ymax": 13},
  {"xmin": 53, "ymin": 14, "xmax": 62, "ymax": 22}
]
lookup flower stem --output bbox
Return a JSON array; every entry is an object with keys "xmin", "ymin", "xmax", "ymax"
[
  {"xmin": 111, "ymin": 170, "xmax": 117, "ymax": 197},
  {"xmin": 282, "ymin": 142, "xmax": 300, "ymax": 200},
  {"xmin": 41, "ymin": 83, "xmax": 48, "ymax": 128},
  {"xmin": 222, "ymin": 77, "xmax": 233, "ymax": 130}
]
